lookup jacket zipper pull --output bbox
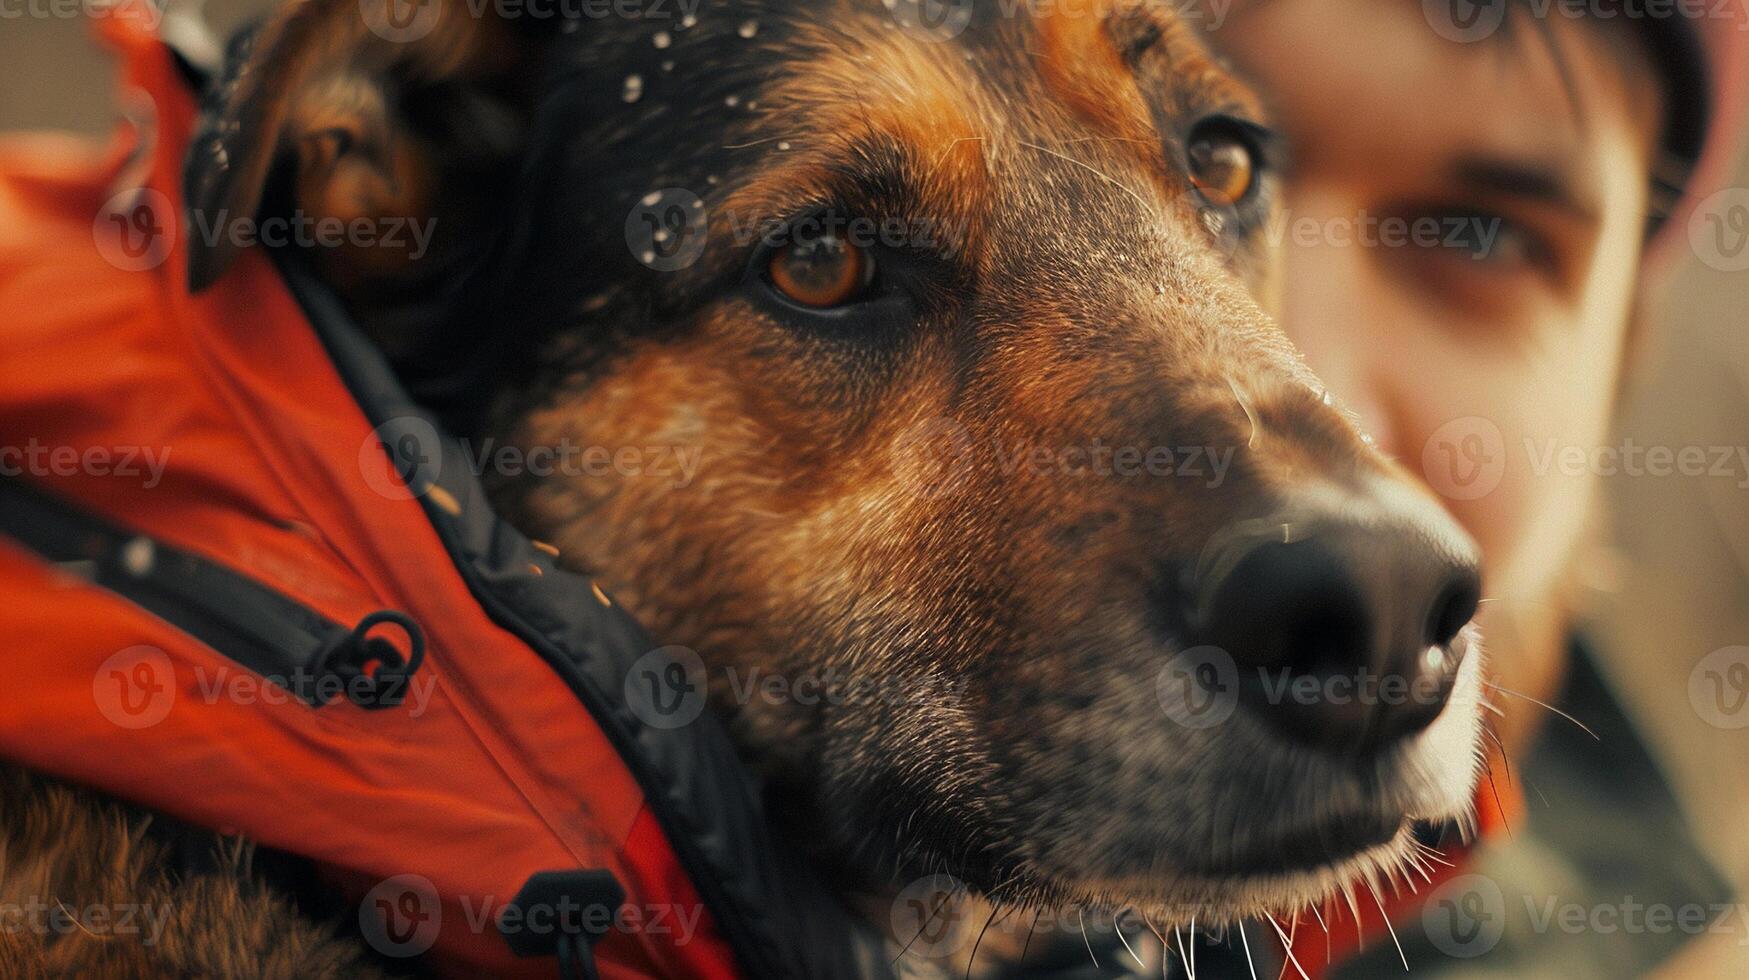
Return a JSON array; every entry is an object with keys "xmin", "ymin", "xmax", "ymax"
[{"xmin": 319, "ymin": 609, "xmax": 426, "ymax": 709}]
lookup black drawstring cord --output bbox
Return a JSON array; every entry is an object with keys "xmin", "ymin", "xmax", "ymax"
[
  {"xmin": 554, "ymin": 933, "xmax": 599, "ymax": 980},
  {"xmin": 498, "ymin": 869, "xmax": 622, "ymax": 980},
  {"xmin": 322, "ymin": 609, "xmax": 427, "ymax": 708}
]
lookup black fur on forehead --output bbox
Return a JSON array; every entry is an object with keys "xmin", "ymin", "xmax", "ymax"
[
  {"xmin": 443, "ymin": 0, "xmax": 961, "ymax": 418},
  {"xmin": 402, "ymin": 1, "xmax": 846, "ymax": 420}
]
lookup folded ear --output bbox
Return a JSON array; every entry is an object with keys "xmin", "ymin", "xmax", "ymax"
[{"xmin": 184, "ymin": 0, "xmax": 549, "ymax": 293}]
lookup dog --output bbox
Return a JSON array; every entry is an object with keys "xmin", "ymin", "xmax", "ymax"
[{"xmin": 3, "ymin": 0, "xmax": 1488, "ymax": 973}]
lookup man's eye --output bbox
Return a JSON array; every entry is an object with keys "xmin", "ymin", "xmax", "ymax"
[
  {"xmin": 767, "ymin": 227, "xmax": 874, "ymax": 308},
  {"xmin": 1423, "ymin": 209, "xmax": 1548, "ymax": 269},
  {"xmin": 1459, "ymin": 219, "xmax": 1538, "ymax": 266},
  {"xmin": 1186, "ymin": 118, "xmax": 1262, "ymax": 206}
]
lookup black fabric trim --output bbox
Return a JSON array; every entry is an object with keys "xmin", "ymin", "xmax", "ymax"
[
  {"xmin": 0, "ymin": 476, "xmax": 356, "ymax": 705},
  {"xmin": 276, "ymin": 256, "xmax": 883, "ymax": 980}
]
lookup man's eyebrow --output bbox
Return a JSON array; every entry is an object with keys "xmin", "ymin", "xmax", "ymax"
[{"xmin": 1447, "ymin": 156, "xmax": 1600, "ymax": 224}]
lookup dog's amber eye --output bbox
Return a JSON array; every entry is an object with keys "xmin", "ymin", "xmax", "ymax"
[
  {"xmin": 1187, "ymin": 127, "xmax": 1257, "ymax": 206},
  {"xmin": 768, "ymin": 229, "xmax": 871, "ymax": 308}
]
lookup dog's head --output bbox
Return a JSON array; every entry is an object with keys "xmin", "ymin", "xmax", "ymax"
[{"xmin": 187, "ymin": 0, "xmax": 1486, "ymax": 927}]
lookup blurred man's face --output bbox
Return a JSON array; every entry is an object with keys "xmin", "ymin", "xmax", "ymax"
[{"xmin": 1216, "ymin": 0, "xmax": 1663, "ymax": 715}]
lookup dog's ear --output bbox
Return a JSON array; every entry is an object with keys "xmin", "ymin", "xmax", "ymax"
[{"xmin": 184, "ymin": 0, "xmax": 551, "ymax": 293}]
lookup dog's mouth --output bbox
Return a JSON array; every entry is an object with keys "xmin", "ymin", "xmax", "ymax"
[
  {"xmin": 962, "ymin": 630, "xmax": 1489, "ymax": 927},
  {"xmin": 1011, "ymin": 813, "xmax": 1443, "ymax": 941},
  {"xmin": 1177, "ymin": 809, "xmax": 1407, "ymax": 879}
]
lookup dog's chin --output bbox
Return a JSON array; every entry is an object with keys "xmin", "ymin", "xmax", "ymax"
[
  {"xmin": 1012, "ymin": 628, "xmax": 1488, "ymax": 928},
  {"xmin": 1052, "ymin": 824, "xmax": 1420, "ymax": 931}
]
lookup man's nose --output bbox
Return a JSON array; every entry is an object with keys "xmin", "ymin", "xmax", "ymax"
[
  {"xmin": 1192, "ymin": 488, "xmax": 1481, "ymax": 755},
  {"xmin": 1272, "ymin": 212, "xmax": 1402, "ymax": 459}
]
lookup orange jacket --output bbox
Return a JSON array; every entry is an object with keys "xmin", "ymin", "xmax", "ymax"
[{"xmin": 0, "ymin": 9, "xmax": 868, "ymax": 979}]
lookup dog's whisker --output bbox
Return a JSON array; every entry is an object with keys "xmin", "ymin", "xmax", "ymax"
[
  {"xmin": 890, "ymin": 884, "xmax": 958, "ymax": 966},
  {"xmin": 1481, "ymin": 724, "xmax": 1514, "ymax": 786},
  {"xmin": 1018, "ymin": 909, "xmax": 1042, "ymax": 965},
  {"xmin": 1484, "ymin": 682, "xmax": 1599, "ymax": 740},
  {"xmin": 1229, "ymin": 377, "xmax": 1262, "ymax": 449},
  {"xmin": 1340, "ymin": 882, "xmax": 1365, "ymax": 954},
  {"xmin": 1055, "ymin": 135, "xmax": 1158, "ymax": 147},
  {"xmin": 966, "ymin": 902, "xmax": 1004, "ymax": 980},
  {"xmin": 1405, "ymin": 850, "xmax": 1435, "ymax": 885},
  {"xmin": 1015, "ymin": 139, "xmax": 1155, "ymax": 215},
  {"xmin": 925, "ymin": 135, "xmax": 987, "ymax": 183},
  {"xmin": 1191, "ymin": 913, "xmax": 1199, "ymax": 977},
  {"xmin": 1174, "ymin": 921, "xmax": 1195, "ymax": 980},
  {"xmin": 719, "ymin": 135, "xmax": 790, "ymax": 150},
  {"xmin": 1364, "ymin": 874, "xmax": 1410, "ymax": 972},
  {"xmin": 1480, "ymin": 752, "xmax": 1515, "ymax": 840},
  {"xmin": 1263, "ymin": 912, "xmax": 1310, "ymax": 980},
  {"xmin": 1113, "ymin": 910, "xmax": 1146, "ymax": 971},
  {"xmin": 1413, "ymin": 840, "xmax": 1455, "ymax": 869},
  {"xmin": 1141, "ymin": 909, "xmax": 1171, "ymax": 962},
  {"xmin": 1077, "ymin": 907, "xmax": 1099, "ymax": 970},
  {"xmin": 1238, "ymin": 920, "xmax": 1260, "ymax": 980}
]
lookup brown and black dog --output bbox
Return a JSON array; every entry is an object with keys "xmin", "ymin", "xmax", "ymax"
[{"xmin": 4, "ymin": 0, "xmax": 1490, "ymax": 973}]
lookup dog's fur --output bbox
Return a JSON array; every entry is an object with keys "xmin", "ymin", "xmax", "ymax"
[
  {"xmin": 4, "ymin": 0, "xmax": 1486, "ymax": 971},
  {"xmin": 0, "ymin": 767, "xmax": 393, "ymax": 977}
]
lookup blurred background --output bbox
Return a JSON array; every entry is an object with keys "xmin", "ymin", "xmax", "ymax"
[{"xmin": 3, "ymin": 0, "xmax": 1747, "ymax": 968}]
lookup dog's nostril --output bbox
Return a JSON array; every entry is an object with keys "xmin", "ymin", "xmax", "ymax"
[
  {"xmin": 1426, "ymin": 573, "xmax": 1481, "ymax": 648},
  {"xmin": 1205, "ymin": 539, "xmax": 1370, "ymax": 675}
]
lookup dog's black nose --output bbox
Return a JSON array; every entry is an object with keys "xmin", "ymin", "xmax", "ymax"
[{"xmin": 1196, "ymin": 499, "xmax": 1481, "ymax": 754}]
